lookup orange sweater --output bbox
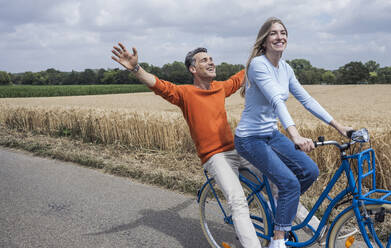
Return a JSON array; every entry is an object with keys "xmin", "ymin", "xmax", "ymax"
[{"xmin": 150, "ymin": 70, "xmax": 245, "ymax": 164}]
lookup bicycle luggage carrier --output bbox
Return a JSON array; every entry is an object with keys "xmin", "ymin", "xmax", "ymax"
[{"xmin": 346, "ymin": 148, "xmax": 391, "ymax": 204}]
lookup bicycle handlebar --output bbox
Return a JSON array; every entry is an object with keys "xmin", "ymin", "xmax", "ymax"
[
  {"xmin": 296, "ymin": 128, "xmax": 369, "ymax": 152},
  {"xmin": 313, "ymin": 139, "xmax": 354, "ymax": 151}
]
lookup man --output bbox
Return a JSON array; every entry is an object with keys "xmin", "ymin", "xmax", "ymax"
[
  {"xmin": 111, "ymin": 43, "xmax": 319, "ymax": 248},
  {"xmin": 112, "ymin": 43, "xmax": 262, "ymax": 247}
]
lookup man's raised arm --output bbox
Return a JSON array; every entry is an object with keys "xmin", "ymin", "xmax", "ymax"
[{"xmin": 111, "ymin": 42, "xmax": 156, "ymax": 88}]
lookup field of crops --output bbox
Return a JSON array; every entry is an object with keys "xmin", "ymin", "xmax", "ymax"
[
  {"xmin": 1, "ymin": 84, "xmax": 391, "ymax": 192},
  {"xmin": 0, "ymin": 84, "xmax": 149, "ymax": 98},
  {"xmin": 2, "ymin": 84, "xmax": 391, "ymax": 131}
]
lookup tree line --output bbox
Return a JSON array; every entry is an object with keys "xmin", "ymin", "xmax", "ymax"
[{"xmin": 1, "ymin": 59, "xmax": 390, "ymax": 86}]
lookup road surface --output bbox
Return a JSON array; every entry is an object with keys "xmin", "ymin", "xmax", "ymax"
[
  {"xmin": 0, "ymin": 147, "xmax": 208, "ymax": 248},
  {"xmin": 0, "ymin": 147, "xmax": 324, "ymax": 248}
]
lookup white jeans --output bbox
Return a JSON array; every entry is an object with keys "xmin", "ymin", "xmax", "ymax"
[{"xmin": 203, "ymin": 149, "xmax": 262, "ymax": 248}]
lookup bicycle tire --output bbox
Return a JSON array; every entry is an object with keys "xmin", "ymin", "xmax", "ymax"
[
  {"xmin": 199, "ymin": 178, "xmax": 270, "ymax": 247},
  {"xmin": 327, "ymin": 203, "xmax": 391, "ymax": 248}
]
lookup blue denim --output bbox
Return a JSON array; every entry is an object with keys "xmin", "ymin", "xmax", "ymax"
[{"xmin": 234, "ymin": 130, "xmax": 319, "ymax": 231}]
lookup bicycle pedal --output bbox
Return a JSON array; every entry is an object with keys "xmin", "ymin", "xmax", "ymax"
[
  {"xmin": 375, "ymin": 207, "xmax": 385, "ymax": 222},
  {"xmin": 317, "ymin": 225, "xmax": 328, "ymax": 245}
]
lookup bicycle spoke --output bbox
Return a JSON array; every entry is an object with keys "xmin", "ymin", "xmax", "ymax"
[
  {"xmin": 199, "ymin": 179, "xmax": 270, "ymax": 247},
  {"xmin": 328, "ymin": 204, "xmax": 391, "ymax": 248}
]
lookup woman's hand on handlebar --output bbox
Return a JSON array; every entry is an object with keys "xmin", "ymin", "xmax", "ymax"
[
  {"xmin": 329, "ymin": 120, "xmax": 354, "ymax": 138},
  {"xmin": 286, "ymin": 126, "xmax": 315, "ymax": 152},
  {"xmin": 340, "ymin": 126, "xmax": 355, "ymax": 138},
  {"xmin": 292, "ymin": 136, "xmax": 315, "ymax": 152}
]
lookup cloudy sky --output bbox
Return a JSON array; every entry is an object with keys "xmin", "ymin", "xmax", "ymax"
[{"xmin": 1, "ymin": 0, "xmax": 390, "ymax": 73}]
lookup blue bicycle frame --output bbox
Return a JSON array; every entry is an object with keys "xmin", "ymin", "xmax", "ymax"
[{"xmin": 198, "ymin": 147, "xmax": 391, "ymax": 247}]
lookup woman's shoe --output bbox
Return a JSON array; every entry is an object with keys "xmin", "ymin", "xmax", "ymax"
[{"xmin": 268, "ymin": 238, "xmax": 286, "ymax": 248}]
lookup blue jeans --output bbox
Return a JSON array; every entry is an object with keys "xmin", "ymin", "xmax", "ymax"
[{"xmin": 234, "ymin": 130, "xmax": 319, "ymax": 231}]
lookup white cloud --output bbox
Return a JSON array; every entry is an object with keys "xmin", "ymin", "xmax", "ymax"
[
  {"xmin": 0, "ymin": 0, "xmax": 390, "ymax": 72},
  {"xmin": 50, "ymin": 1, "xmax": 81, "ymax": 26}
]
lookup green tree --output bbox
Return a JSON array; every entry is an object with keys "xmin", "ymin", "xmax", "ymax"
[
  {"xmin": 377, "ymin": 67, "xmax": 391, "ymax": 84},
  {"xmin": 364, "ymin": 60, "xmax": 380, "ymax": 84},
  {"xmin": 96, "ymin": 68, "xmax": 106, "ymax": 84},
  {"xmin": 79, "ymin": 69, "xmax": 97, "ymax": 84},
  {"xmin": 10, "ymin": 73, "xmax": 23, "ymax": 85},
  {"xmin": 364, "ymin": 60, "xmax": 380, "ymax": 73},
  {"xmin": 216, "ymin": 63, "xmax": 244, "ymax": 81},
  {"xmin": 21, "ymin": 71, "xmax": 39, "ymax": 85},
  {"xmin": 301, "ymin": 69, "xmax": 322, "ymax": 85},
  {"xmin": 117, "ymin": 69, "xmax": 132, "ymax": 84},
  {"xmin": 161, "ymin": 61, "xmax": 191, "ymax": 84},
  {"xmin": 368, "ymin": 71, "xmax": 378, "ymax": 84},
  {"xmin": 44, "ymin": 68, "xmax": 63, "ymax": 85},
  {"xmin": 0, "ymin": 71, "xmax": 12, "ymax": 85},
  {"xmin": 321, "ymin": 71, "xmax": 336, "ymax": 85},
  {"xmin": 287, "ymin": 59, "xmax": 312, "ymax": 71},
  {"xmin": 149, "ymin": 65, "xmax": 164, "ymax": 79},
  {"xmin": 287, "ymin": 59, "xmax": 313, "ymax": 84},
  {"xmin": 35, "ymin": 71, "xmax": 48, "ymax": 85},
  {"xmin": 63, "ymin": 70, "xmax": 80, "ymax": 85},
  {"xmin": 102, "ymin": 69, "xmax": 119, "ymax": 84},
  {"xmin": 337, "ymin": 61, "xmax": 369, "ymax": 84}
]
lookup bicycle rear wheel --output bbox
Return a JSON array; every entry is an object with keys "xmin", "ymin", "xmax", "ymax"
[
  {"xmin": 199, "ymin": 178, "xmax": 269, "ymax": 247},
  {"xmin": 327, "ymin": 203, "xmax": 391, "ymax": 248}
]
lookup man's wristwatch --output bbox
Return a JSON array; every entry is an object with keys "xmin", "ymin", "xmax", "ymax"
[{"xmin": 129, "ymin": 64, "xmax": 140, "ymax": 73}]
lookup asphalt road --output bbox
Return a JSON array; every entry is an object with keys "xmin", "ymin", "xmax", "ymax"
[
  {"xmin": 0, "ymin": 148, "xmax": 209, "ymax": 248},
  {"xmin": 1, "ymin": 148, "xmax": 325, "ymax": 248}
]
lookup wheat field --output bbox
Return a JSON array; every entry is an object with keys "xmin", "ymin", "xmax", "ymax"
[
  {"xmin": 2, "ymin": 84, "xmax": 391, "ymax": 131},
  {"xmin": 1, "ymin": 85, "xmax": 391, "ymax": 191}
]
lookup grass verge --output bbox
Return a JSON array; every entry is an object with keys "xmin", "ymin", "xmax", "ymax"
[{"xmin": 0, "ymin": 126, "xmax": 203, "ymax": 195}]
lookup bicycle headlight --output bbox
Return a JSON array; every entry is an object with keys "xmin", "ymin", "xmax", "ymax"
[{"xmin": 351, "ymin": 128, "xmax": 370, "ymax": 143}]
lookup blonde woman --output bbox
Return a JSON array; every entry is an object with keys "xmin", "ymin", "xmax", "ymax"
[{"xmin": 234, "ymin": 17, "xmax": 352, "ymax": 248}]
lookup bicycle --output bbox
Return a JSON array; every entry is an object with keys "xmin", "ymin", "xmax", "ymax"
[{"xmin": 197, "ymin": 128, "xmax": 391, "ymax": 247}]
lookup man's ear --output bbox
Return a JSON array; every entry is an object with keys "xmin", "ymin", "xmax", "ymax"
[{"xmin": 189, "ymin": 65, "xmax": 196, "ymax": 74}]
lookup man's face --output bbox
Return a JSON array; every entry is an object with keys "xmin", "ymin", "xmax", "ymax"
[{"xmin": 190, "ymin": 52, "xmax": 216, "ymax": 79}]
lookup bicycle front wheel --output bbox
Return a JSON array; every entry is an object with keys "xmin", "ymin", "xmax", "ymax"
[
  {"xmin": 198, "ymin": 179, "xmax": 269, "ymax": 247},
  {"xmin": 327, "ymin": 203, "xmax": 391, "ymax": 248}
]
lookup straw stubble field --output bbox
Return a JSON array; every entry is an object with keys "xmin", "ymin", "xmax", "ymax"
[{"xmin": 1, "ymin": 85, "xmax": 391, "ymax": 209}]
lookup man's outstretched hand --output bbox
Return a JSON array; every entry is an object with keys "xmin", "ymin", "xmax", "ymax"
[{"xmin": 111, "ymin": 42, "xmax": 138, "ymax": 71}]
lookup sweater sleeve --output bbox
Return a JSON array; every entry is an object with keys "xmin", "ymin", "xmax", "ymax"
[
  {"xmin": 249, "ymin": 59, "xmax": 295, "ymax": 129},
  {"xmin": 221, "ymin": 69, "xmax": 245, "ymax": 97},
  {"xmin": 287, "ymin": 65, "xmax": 333, "ymax": 124},
  {"xmin": 149, "ymin": 76, "xmax": 182, "ymax": 106}
]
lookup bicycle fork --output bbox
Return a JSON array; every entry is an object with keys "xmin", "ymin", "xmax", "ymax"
[{"xmin": 355, "ymin": 201, "xmax": 383, "ymax": 248}]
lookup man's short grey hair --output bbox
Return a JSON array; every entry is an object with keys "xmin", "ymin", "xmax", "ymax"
[{"xmin": 185, "ymin": 47, "xmax": 208, "ymax": 72}]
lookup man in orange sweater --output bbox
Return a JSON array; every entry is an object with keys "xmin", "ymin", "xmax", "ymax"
[{"xmin": 112, "ymin": 43, "xmax": 262, "ymax": 247}]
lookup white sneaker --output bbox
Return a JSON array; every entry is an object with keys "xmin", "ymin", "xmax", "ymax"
[{"xmin": 268, "ymin": 238, "xmax": 286, "ymax": 248}]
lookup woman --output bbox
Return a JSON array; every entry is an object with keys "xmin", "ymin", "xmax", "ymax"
[{"xmin": 234, "ymin": 17, "xmax": 352, "ymax": 248}]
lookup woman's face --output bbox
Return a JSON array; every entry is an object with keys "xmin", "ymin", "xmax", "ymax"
[{"xmin": 264, "ymin": 22, "xmax": 287, "ymax": 54}]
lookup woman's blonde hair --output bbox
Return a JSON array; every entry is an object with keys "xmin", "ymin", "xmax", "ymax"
[{"xmin": 240, "ymin": 17, "xmax": 288, "ymax": 97}]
